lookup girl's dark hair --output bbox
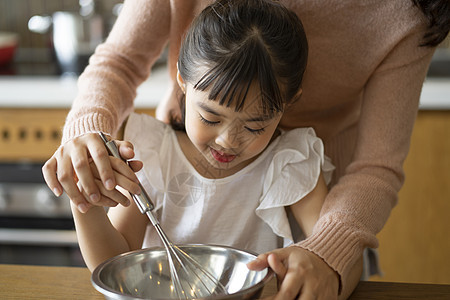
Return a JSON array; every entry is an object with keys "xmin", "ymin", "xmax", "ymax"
[
  {"xmin": 173, "ymin": 0, "xmax": 308, "ymax": 131},
  {"xmin": 412, "ymin": 0, "xmax": 450, "ymax": 47}
]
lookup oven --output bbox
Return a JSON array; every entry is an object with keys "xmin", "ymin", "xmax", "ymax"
[{"xmin": 0, "ymin": 162, "xmax": 85, "ymax": 267}]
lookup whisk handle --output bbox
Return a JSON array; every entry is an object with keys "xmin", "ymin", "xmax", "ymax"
[{"xmin": 98, "ymin": 132, "xmax": 155, "ymax": 213}]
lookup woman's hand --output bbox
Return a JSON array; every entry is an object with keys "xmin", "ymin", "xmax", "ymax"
[
  {"xmin": 42, "ymin": 133, "xmax": 143, "ymax": 213},
  {"xmin": 155, "ymin": 81, "xmax": 182, "ymax": 124},
  {"xmin": 247, "ymin": 246, "xmax": 340, "ymax": 300}
]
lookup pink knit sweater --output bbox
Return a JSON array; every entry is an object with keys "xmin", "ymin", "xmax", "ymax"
[{"xmin": 63, "ymin": 0, "xmax": 435, "ymax": 289}]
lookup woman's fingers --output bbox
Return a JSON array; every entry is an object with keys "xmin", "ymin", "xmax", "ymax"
[
  {"xmin": 284, "ymin": 247, "xmax": 338, "ymax": 300},
  {"xmin": 69, "ymin": 133, "xmax": 118, "ymax": 202},
  {"xmin": 115, "ymin": 140, "xmax": 143, "ymax": 173},
  {"xmin": 94, "ymin": 178, "xmax": 130, "ymax": 207},
  {"xmin": 43, "ymin": 155, "xmax": 90, "ymax": 213},
  {"xmin": 87, "ymin": 135, "xmax": 117, "ymax": 191},
  {"xmin": 74, "ymin": 139, "xmax": 141, "ymax": 209},
  {"xmin": 247, "ymin": 252, "xmax": 273, "ymax": 271},
  {"xmin": 55, "ymin": 148, "xmax": 91, "ymax": 212},
  {"xmin": 79, "ymin": 179, "xmax": 119, "ymax": 208},
  {"xmin": 117, "ymin": 140, "xmax": 135, "ymax": 160},
  {"xmin": 275, "ymin": 271, "xmax": 303, "ymax": 300},
  {"xmin": 128, "ymin": 160, "xmax": 143, "ymax": 173},
  {"xmin": 78, "ymin": 166, "xmax": 132, "ymax": 209},
  {"xmin": 267, "ymin": 253, "xmax": 288, "ymax": 282},
  {"xmin": 99, "ymin": 157, "xmax": 141, "ymax": 194},
  {"xmin": 110, "ymin": 157, "xmax": 140, "ymax": 186},
  {"xmin": 42, "ymin": 156, "xmax": 63, "ymax": 197},
  {"xmin": 88, "ymin": 157, "xmax": 139, "ymax": 206},
  {"xmin": 94, "ymin": 139, "xmax": 140, "ymax": 185},
  {"xmin": 47, "ymin": 134, "xmax": 113, "ymax": 206},
  {"xmin": 71, "ymin": 143, "xmax": 102, "ymax": 203},
  {"xmin": 42, "ymin": 132, "xmax": 142, "ymax": 213}
]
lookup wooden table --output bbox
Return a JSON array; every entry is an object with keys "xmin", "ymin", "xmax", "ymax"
[{"xmin": 1, "ymin": 264, "xmax": 449, "ymax": 299}]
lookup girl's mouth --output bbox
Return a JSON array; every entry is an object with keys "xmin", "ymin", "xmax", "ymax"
[{"xmin": 210, "ymin": 148, "xmax": 236, "ymax": 163}]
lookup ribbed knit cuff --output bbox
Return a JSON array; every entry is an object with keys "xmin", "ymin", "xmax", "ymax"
[
  {"xmin": 62, "ymin": 112, "xmax": 116, "ymax": 144},
  {"xmin": 293, "ymin": 214, "xmax": 377, "ymax": 294}
]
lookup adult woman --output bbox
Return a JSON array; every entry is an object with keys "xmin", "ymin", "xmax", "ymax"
[{"xmin": 43, "ymin": 0, "xmax": 450, "ymax": 299}]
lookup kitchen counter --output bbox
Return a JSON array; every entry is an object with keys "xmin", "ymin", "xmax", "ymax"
[
  {"xmin": 1, "ymin": 264, "xmax": 449, "ymax": 299},
  {"xmin": 0, "ymin": 65, "xmax": 170, "ymax": 109},
  {"xmin": 0, "ymin": 66, "xmax": 448, "ymax": 110}
]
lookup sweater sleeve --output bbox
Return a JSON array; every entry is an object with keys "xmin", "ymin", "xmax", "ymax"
[
  {"xmin": 294, "ymin": 16, "xmax": 436, "ymax": 291},
  {"xmin": 62, "ymin": 0, "xmax": 171, "ymax": 143}
]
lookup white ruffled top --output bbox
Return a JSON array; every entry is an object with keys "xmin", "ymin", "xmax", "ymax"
[{"xmin": 124, "ymin": 113, "xmax": 334, "ymax": 254}]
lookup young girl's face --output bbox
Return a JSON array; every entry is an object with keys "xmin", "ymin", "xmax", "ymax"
[{"xmin": 182, "ymin": 79, "xmax": 283, "ymax": 174}]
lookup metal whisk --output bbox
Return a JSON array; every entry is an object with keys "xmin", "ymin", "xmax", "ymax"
[{"xmin": 99, "ymin": 132, "xmax": 227, "ymax": 299}]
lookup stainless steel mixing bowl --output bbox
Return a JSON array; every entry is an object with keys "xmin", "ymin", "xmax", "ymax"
[{"xmin": 91, "ymin": 244, "xmax": 273, "ymax": 300}]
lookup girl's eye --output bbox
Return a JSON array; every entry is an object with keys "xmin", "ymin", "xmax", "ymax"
[
  {"xmin": 199, "ymin": 114, "xmax": 220, "ymax": 126},
  {"xmin": 245, "ymin": 127, "xmax": 266, "ymax": 135}
]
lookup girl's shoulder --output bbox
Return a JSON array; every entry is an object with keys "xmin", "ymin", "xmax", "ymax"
[
  {"xmin": 274, "ymin": 127, "xmax": 322, "ymax": 153},
  {"xmin": 124, "ymin": 112, "xmax": 173, "ymax": 151},
  {"xmin": 267, "ymin": 127, "xmax": 333, "ymax": 182}
]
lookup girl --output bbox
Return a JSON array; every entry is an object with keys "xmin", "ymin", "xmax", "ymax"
[{"xmin": 70, "ymin": 0, "xmax": 361, "ymax": 298}]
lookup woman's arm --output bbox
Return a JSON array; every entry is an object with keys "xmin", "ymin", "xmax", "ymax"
[
  {"xmin": 296, "ymin": 16, "xmax": 437, "ymax": 293},
  {"xmin": 63, "ymin": 0, "xmax": 171, "ymax": 143},
  {"xmin": 42, "ymin": 0, "xmax": 171, "ymax": 213}
]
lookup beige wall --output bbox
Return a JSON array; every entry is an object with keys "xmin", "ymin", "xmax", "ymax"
[{"xmin": 372, "ymin": 111, "xmax": 450, "ymax": 284}]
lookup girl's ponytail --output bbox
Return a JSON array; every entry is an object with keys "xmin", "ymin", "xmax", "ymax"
[{"xmin": 412, "ymin": 0, "xmax": 450, "ymax": 46}]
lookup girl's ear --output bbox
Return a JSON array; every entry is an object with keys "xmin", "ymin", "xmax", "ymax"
[
  {"xmin": 176, "ymin": 69, "xmax": 186, "ymax": 94},
  {"xmin": 288, "ymin": 88, "xmax": 303, "ymax": 107}
]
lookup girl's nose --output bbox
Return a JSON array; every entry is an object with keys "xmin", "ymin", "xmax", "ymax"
[{"xmin": 215, "ymin": 125, "xmax": 241, "ymax": 150}]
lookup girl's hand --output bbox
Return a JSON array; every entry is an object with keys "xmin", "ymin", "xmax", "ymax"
[
  {"xmin": 42, "ymin": 133, "xmax": 143, "ymax": 213},
  {"xmin": 247, "ymin": 246, "xmax": 339, "ymax": 300}
]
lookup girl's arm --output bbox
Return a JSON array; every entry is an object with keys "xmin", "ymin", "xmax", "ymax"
[
  {"xmin": 71, "ymin": 188, "xmax": 149, "ymax": 271},
  {"xmin": 288, "ymin": 172, "xmax": 327, "ymax": 237},
  {"xmin": 289, "ymin": 172, "xmax": 363, "ymax": 299}
]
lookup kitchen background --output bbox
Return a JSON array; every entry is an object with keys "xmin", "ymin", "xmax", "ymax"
[
  {"xmin": 0, "ymin": 0, "xmax": 120, "ymax": 45},
  {"xmin": 0, "ymin": 0, "xmax": 449, "ymax": 286},
  {"xmin": 0, "ymin": 0, "xmax": 123, "ymax": 76}
]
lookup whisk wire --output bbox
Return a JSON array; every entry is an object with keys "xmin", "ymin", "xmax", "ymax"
[
  {"xmin": 173, "ymin": 245, "xmax": 228, "ymax": 295},
  {"xmin": 153, "ymin": 224, "xmax": 187, "ymax": 299},
  {"xmin": 155, "ymin": 222, "xmax": 228, "ymax": 299}
]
